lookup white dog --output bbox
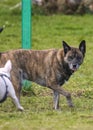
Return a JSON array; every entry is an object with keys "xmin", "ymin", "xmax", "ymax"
[{"xmin": 0, "ymin": 60, "xmax": 24, "ymax": 111}]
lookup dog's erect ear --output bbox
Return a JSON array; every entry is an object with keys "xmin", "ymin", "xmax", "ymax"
[
  {"xmin": 4, "ymin": 60, "xmax": 12, "ymax": 72},
  {"xmin": 62, "ymin": 41, "xmax": 71, "ymax": 55},
  {"xmin": 79, "ymin": 40, "xmax": 86, "ymax": 57}
]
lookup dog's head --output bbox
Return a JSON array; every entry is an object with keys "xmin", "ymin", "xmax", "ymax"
[
  {"xmin": 63, "ymin": 40, "xmax": 86, "ymax": 72},
  {"xmin": 0, "ymin": 60, "xmax": 12, "ymax": 77}
]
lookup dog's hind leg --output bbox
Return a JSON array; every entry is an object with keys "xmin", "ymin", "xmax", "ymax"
[
  {"xmin": 12, "ymin": 80, "xmax": 22, "ymax": 100},
  {"xmin": 11, "ymin": 95, "xmax": 24, "ymax": 111},
  {"xmin": 11, "ymin": 70, "xmax": 23, "ymax": 100},
  {"xmin": 53, "ymin": 91, "xmax": 60, "ymax": 110},
  {"xmin": 7, "ymin": 81, "xmax": 24, "ymax": 111}
]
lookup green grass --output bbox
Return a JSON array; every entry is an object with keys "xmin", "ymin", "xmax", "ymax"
[{"xmin": 0, "ymin": 0, "xmax": 93, "ymax": 130}]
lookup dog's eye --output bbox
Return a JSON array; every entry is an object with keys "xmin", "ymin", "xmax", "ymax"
[
  {"xmin": 77, "ymin": 56, "xmax": 81, "ymax": 60},
  {"xmin": 68, "ymin": 56, "xmax": 73, "ymax": 60}
]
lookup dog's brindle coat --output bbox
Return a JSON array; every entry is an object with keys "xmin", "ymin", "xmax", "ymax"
[{"xmin": 0, "ymin": 40, "xmax": 86, "ymax": 109}]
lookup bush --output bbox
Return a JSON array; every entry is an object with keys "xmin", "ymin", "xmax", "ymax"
[
  {"xmin": 22, "ymin": 80, "xmax": 35, "ymax": 96},
  {"xmin": 32, "ymin": 0, "xmax": 93, "ymax": 15},
  {"xmin": 32, "ymin": 4, "xmax": 46, "ymax": 15}
]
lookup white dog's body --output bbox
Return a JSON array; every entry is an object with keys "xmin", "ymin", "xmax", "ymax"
[{"xmin": 0, "ymin": 60, "xmax": 24, "ymax": 111}]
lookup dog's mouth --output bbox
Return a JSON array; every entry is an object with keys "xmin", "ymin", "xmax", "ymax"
[{"xmin": 70, "ymin": 64, "xmax": 79, "ymax": 72}]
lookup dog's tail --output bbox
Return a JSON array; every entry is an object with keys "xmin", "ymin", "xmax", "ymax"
[
  {"xmin": 0, "ymin": 27, "xmax": 4, "ymax": 33},
  {"xmin": 0, "ymin": 26, "xmax": 5, "ymax": 56},
  {"xmin": 0, "ymin": 25, "xmax": 5, "ymax": 33}
]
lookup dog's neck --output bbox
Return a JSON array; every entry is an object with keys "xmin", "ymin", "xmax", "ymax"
[{"xmin": 60, "ymin": 61, "xmax": 74, "ymax": 81}]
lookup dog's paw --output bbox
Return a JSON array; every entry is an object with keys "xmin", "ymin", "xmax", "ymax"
[
  {"xmin": 67, "ymin": 100, "xmax": 74, "ymax": 108},
  {"xmin": 69, "ymin": 103, "xmax": 74, "ymax": 108},
  {"xmin": 18, "ymin": 106, "xmax": 24, "ymax": 111}
]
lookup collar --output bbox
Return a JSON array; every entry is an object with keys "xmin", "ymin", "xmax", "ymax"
[{"xmin": 0, "ymin": 74, "xmax": 10, "ymax": 80}]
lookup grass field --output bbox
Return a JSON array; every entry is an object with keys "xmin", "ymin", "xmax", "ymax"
[{"xmin": 0, "ymin": 0, "xmax": 93, "ymax": 130}]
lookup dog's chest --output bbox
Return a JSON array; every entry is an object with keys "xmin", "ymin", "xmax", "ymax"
[{"xmin": 56, "ymin": 71, "xmax": 70, "ymax": 86}]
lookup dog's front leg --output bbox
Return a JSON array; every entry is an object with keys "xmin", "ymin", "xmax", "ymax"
[
  {"xmin": 49, "ymin": 85, "xmax": 74, "ymax": 107},
  {"xmin": 53, "ymin": 90, "xmax": 60, "ymax": 110}
]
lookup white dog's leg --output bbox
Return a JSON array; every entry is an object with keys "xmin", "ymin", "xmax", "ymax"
[
  {"xmin": 10, "ymin": 95, "xmax": 24, "ymax": 111},
  {"xmin": 7, "ymin": 80, "xmax": 24, "ymax": 111}
]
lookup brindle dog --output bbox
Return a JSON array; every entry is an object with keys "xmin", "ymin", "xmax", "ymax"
[{"xmin": 0, "ymin": 40, "xmax": 86, "ymax": 109}]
